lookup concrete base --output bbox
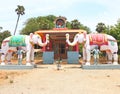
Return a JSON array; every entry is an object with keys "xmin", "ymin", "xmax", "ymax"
[
  {"xmin": 0, "ymin": 64, "xmax": 37, "ymax": 70},
  {"xmin": 82, "ymin": 64, "xmax": 120, "ymax": 70}
]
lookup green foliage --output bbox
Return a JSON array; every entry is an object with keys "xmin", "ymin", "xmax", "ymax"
[
  {"xmin": 79, "ymin": 44, "xmax": 83, "ymax": 55},
  {"xmin": 20, "ymin": 15, "xmax": 90, "ymax": 34},
  {"xmin": 0, "ymin": 30, "xmax": 11, "ymax": 48},
  {"xmin": 15, "ymin": 5, "xmax": 25, "ymax": 15},
  {"xmin": 80, "ymin": 25, "xmax": 91, "ymax": 33},
  {"xmin": 96, "ymin": 22, "xmax": 106, "ymax": 33},
  {"xmin": 37, "ymin": 17, "xmax": 51, "ymax": 30},
  {"xmin": 70, "ymin": 19, "xmax": 90, "ymax": 33},
  {"xmin": 20, "ymin": 15, "xmax": 56, "ymax": 34},
  {"xmin": 46, "ymin": 15, "xmax": 56, "ymax": 22},
  {"xmin": 71, "ymin": 19, "xmax": 80, "ymax": 29},
  {"xmin": 66, "ymin": 21, "xmax": 71, "ymax": 29},
  {"xmin": 20, "ymin": 18, "xmax": 39, "ymax": 35}
]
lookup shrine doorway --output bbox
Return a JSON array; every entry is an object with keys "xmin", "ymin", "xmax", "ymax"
[{"xmin": 53, "ymin": 40, "xmax": 67, "ymax": 60}]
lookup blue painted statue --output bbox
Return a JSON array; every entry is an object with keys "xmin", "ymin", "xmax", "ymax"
[
  {"xmin": 92, "ymin": 46, "xmax": 100, "ymax": 65},
  {"xmin": 17, "ymin": 46, "xmax": 25, "ymax": 65}
]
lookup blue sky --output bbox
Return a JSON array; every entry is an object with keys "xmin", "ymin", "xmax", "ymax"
[{"xmin": 0, "ymin": 0, "xmax": 120, "ymax": 35}]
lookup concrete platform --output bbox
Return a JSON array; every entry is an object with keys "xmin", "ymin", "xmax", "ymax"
[
  {"xmin": 82, "ymin": 64, "xmax": 120, "ymax": 70},
  {"xmin": 0, "ymin": 64, "xmax": 37, "ymax": 70}
]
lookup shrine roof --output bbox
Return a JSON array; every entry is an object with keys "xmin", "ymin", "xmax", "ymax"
[{"xmin": 35, "ymin": 29, "xmax": 86, "ymax": 34}]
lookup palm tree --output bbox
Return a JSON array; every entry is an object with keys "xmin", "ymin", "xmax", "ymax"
[
  {"xmin": 96, "ymin": 22, "xmax": 106, "ymax": 33},
  {"xmin": 14, "ymin": 5, "xmax": 25, "ymax": 35},
  {"xmin": 71, "ymin": 19, "xmax": 80, "ymax": 29}
]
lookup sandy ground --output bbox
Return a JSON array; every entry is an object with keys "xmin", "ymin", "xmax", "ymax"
[{"xmin": 0, "ymin": 63, "xmax": 120, "ymax": 94}]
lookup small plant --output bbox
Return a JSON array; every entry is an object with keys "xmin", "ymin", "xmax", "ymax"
[
  {"xmin": 9, "ymin": 79, "xmax": 14, "ymax": 83},
  {"xmin": 5, "ymin": 75, "xmax": 8, "ymax": 79}
]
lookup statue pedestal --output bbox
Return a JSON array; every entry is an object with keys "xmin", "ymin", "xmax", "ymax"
[
  {"xmin": 0, "ymin": 64, "xmax": 36, "ymax": 70},
  {"xmin": 82, "ymin": 64, "xmax": 120, "ymax": 70}
]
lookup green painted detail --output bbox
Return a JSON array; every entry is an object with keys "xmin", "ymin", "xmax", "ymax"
[
  {"xmin": 110, "ymin": 41, "xmax": 114, "ymax": 46},
  {"xmin": 9, "ymin": 35, "xmax": 26, "ymax": 47}
]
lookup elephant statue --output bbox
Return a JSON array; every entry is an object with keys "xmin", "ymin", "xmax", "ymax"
[
  {"xmin": 66, "ymin": 31, "xmax": 118, "ymax": 65},
  {"xmin": 1, "ymin": 33, "xmax": 49, "ymax": 66}
]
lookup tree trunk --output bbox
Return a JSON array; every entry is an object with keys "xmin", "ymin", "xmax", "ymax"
[{"xmin": 14, "ymin": 14, "xmax": 20, "ymax": 35}]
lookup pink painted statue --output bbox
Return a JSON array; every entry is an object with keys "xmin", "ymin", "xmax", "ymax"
[{"xmin": 66, "ymin": 31, "xmax": 118, "ymax": 65}]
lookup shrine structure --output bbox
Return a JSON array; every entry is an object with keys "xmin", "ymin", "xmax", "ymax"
[{"xmin": 35, "ymin": 16, "xmax": 85, "ymax": 64}]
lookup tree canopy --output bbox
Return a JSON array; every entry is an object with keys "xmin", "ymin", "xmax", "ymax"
[
  {"xmin": 96, "ymin": 22, "xmax": 106, "ymax": 33},
  {"xmin": 20, "ymin": 15, "xmax": 56, "ymax": 35},
  {"xmin": 20, "ymin": 15, "xmax": 90, "ymax": 34},
  {"xmin": 0, "ymin": 30, "xmax": 11, "ymax": 48}
]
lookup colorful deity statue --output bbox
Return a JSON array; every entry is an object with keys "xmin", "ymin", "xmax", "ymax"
[
  {"xmin": 17, "ymin": 46, "xmax": 25, "ymax": 65},
  {"xmin": 92, "ymin": 46, "xmax": 100, "ymax": 65}
]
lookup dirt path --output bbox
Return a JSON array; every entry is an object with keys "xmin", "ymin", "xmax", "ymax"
[{"xmin": 0, "ymin": 64, "xmax": 120, "ymax": 94}]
